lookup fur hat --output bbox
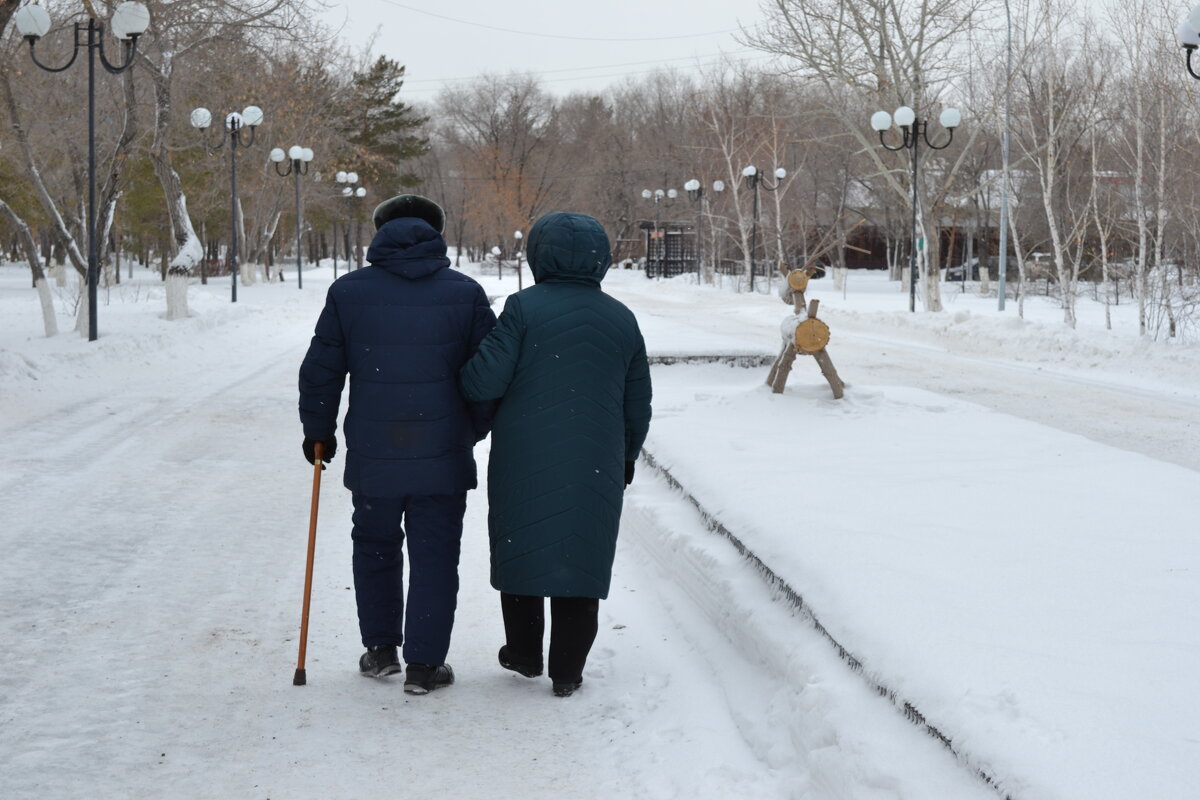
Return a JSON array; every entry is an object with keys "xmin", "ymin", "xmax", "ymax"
[{"xmin": 372, "ymin": 194, "xmax": 446, "ymax": 233}]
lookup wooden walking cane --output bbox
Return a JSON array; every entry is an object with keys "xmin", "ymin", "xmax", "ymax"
[{"xmin": 293, "ymin": 441, "xmax": 324, "ymax": 686}]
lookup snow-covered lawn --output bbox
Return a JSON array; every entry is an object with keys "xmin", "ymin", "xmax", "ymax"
[{"xmin": 1, "ymin": 260, "xmax": 1196, "ymax": 799}]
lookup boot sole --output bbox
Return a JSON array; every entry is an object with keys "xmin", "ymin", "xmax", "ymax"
[
  {"xmin": 499, "ymin": 660, "xmax": 543, "ymax": 678},
  {"xmin": 498, "ymin": 646, "xmax": 543, "ymax": 678},
  {"xmin": 360, "ymin": 663, "xmax": 403, "ymax": 679},
  {"xmin": 403, "ymin": 679, "xmax": 453, "ymax": 695},
  {"xmin": 404, "ymin": 666, "xmax": 455, "ymax": 694}
]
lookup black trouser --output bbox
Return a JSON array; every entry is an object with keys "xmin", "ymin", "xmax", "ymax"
[{"xmin": 500, "ymin": 592, "xmax": 599, "ymax": 685}]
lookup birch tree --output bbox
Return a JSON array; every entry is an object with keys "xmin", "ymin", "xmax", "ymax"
[
  {"xmin": 0, "ymin": 198, "xmax": 57, "ymax": 336},
  {"xmin": 1009, "ymin": 0, "xmax": 1105, "ymax": 328},
  {"xmin": 693, "ymin": 66, "xmax": 766, "ymax": 289}
]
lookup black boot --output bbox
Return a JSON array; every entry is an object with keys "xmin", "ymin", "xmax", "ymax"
[
  {"xmin": 404, "ymin": 663, "xmax": 455, "ymax": 694},
  {"xmin": 359, "ymin": 645, "xmax": 401, "ymax": 678},
  {"xmin": 552, "ymin": 679, "xmax": 583, "ymax": 697},
  {"xmin": 498, "ymin": 645, "xmax": 543, "ymax": 678}
]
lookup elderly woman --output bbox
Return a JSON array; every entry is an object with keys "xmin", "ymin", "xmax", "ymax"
[{"xmin": 459, "ymin": 212, "xmax": 652, "ymax": 697}]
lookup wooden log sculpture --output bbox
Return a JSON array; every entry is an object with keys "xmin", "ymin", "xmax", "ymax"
[{"xmin": 767, "ymin": 267, "xmax": 845, "ymax": 398}]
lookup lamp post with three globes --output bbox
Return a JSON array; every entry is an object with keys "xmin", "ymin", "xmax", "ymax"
[
  {"xmin": 191, "ymin": 104, "xmax": 265, "ymax": 302},
  {"xmin": 14, "ymin": 2, "xmax": 151, "ymax": 340},
  {"xmin": 270, "ymin": 145, "xmax": 314, "ymax": 288},
  {"xmin": 870, "ymin": 104, "xmax": 961, "ymax": 312}
]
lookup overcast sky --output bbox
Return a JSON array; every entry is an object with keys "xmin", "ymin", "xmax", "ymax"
[{"xmin": 319, "ymin": 0, "xmax": 773, "ymax": 99}]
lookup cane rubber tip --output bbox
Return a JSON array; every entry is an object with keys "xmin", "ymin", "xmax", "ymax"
[{"xmin": 293, "ymin": 668, "xmax": 306, "ymax": 686}]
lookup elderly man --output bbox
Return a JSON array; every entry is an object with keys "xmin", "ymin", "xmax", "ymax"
[{"xmin": 299, "ymin": 194, "xmax": 495, "ymax": 694}]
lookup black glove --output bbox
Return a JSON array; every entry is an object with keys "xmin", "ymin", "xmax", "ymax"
[
  {"xmin": 624, "ymin": 460, "xmax": 635, "ymax": 486},
  {"xmin": 303, "ymin": 435, "xmax": 337, "ymax": 468}
]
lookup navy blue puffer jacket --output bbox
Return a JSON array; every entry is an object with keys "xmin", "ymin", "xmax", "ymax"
[{"xmin": 299, "ymin": 217, "xmax": 496, "ymax": 497}]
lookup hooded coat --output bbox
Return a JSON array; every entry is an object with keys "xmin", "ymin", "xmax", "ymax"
[
  {"xmin": 459, "ymin": 212, "xmax": 653, "ymax": 599},
  {"xmin": 299, "ymin": 217, "xmax": 496, "ymax": 497}
]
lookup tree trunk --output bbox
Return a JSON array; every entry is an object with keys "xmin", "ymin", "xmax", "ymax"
[
  {"xmin": 0, "ymin": 66, "xmax": 86, "ymax": 276},
  {"xmin": 0, "ymin": 199, "xmax": 58, "ymax": 337},
  {"xmin": 148, "ymin": 67, "xmax": 204, "ymax": 275}
]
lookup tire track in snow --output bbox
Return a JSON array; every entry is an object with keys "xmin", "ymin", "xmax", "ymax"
[{"xmin": 0, "ymin": 340, "xmax": 301, "ymax": 496}]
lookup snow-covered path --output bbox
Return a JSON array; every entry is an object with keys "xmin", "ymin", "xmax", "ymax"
[
  {"xmin": 0, "ymin": 266, "xmax": 1002, "ymax": 799},
  {"xmin": 606, "ymin": 274, "xmax": 1200, "ymax": 472},
  {"xmin": 602, "ymin": 274, "xmax": 1200, "ymax": 799}
]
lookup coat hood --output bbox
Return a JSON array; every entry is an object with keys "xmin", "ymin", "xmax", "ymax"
[
  {"xmin": 526, "ymin": 212, "xmax": 612, "ymax": 286},
  {"xmin": 365, "ymin": 217, "xmax": 451, "ymax": 279}
]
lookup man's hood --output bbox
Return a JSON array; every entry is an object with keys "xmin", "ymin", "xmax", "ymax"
[{"xmin": 365, "ymin": 217, "xmax": 451, "ymax": 279}]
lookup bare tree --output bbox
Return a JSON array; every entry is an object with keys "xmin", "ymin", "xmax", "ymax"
[
  {"xmin": 748, "ymin": 0, "xmax": 989, "ymax": 311},
  {"xmin": 1010, "ymin": 0, "xmax": 1105, "ymax": 328},
  {"xmin": 135, "ymin": 1, "xmax": 318, "ymax": 273},
  {"xmin": 435, "ymin": 75, "xmax": 559, "ymax": 253}
]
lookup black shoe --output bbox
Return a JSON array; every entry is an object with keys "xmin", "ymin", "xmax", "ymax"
[
  {"xmin": 498, "ymin": 645, "xmax": 543, "ymax": 678},
  {"xmin": 359, "ymin": 645, "xmax": 402, "ymax": 678},
  {"xmin": 404, "ymin": 663, "xmax": 454, "ymax": 694},
  {"xmin": 552, "ymin": 679, "xmax": 583, "ymax": 697}
]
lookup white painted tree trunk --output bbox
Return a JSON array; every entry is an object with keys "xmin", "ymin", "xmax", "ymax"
[
  {"xmin": 0, "ymin": 199, "xmax": 60, "ymax": 338},
  {"xmin": 163, "ymin": 195, "xmax": 204, "ymax": 323},
  {"xmin": 165, "ymin": 274, "xmax": 190, "ymax": 320},
  {"xmin": 833, "ymin": 266, "xmax": 847, "ymax": 291},
  {"xmin": 917, "ymin": 214, "xmax": 942, "ymax": 312},
  {"xmin": 35, "ymin": 279, "xmax": 58, "ymax": 338},
  {"xmin": 74, "ymin": 294, "xmax": 89, "ymax": 339}
]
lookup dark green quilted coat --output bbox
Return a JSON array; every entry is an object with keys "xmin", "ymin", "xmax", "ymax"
[{"xmin": 459, "ymin": 213, "xmax": 652, "ymax": 598}]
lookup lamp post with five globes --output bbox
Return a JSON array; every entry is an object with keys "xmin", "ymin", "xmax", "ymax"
[{"xmin": 336, "ymin": 171, "xmax": 366, "ymax": 270}]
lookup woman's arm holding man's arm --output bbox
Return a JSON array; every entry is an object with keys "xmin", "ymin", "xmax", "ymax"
[{"xmin": 460, "ymin": 293, "xmax": 524, "ymax": 403}]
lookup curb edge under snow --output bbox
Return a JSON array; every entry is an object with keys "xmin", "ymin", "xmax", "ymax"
[{"xmin": 640, "ymin": 448, "xmax": 1016, "ymax": 800}]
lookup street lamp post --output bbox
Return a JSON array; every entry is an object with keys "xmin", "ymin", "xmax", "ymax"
[
  {"xmin": 998, "ymin": 0, "xmax": 1013, "ymax": 311},
  {"xmin": 684, "ymin": 179, "xmax": 705, "ymax": 282},
  {"xmin": 191, "ymin": 104, "xmax": 264, "ymax": 303},
  {"xmin": 640, "ymin": 188, "xmax": 675, "ymax": 277},
  {"xmin": 268, "ymin": 146, "xmax": 314, "ymax": 287},
  {"xmin": 741, "ymin": 165, "xmax": 787, "ymax": 293},
  {"xmin": 1177, "ymin": 5, "xmax": 1200, "ymax": 76},
  {"xmin": 15, "ymin": 2, "xmax": 150, "ymax": 341},
  {"xmin": 871, "ymin": 104, "xmax": 961, "ymax": 312},
  {"xmin": 336, "ymin": 171, "xmax": 365, "ymax": 269},
  {"xmin": 514, "ymin": 230, "xmax": 524, "ymax": 289},
  {"xmin": 710, "ymin": 180, "xmax": 725, "ymax": 276},
  {"xmin": 270, "ymin": 146, "xmax": 314, "ymax": 288},
  {"xmin": 491, "ymin": 245, "xmax": 502, "ymax": 279}
]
